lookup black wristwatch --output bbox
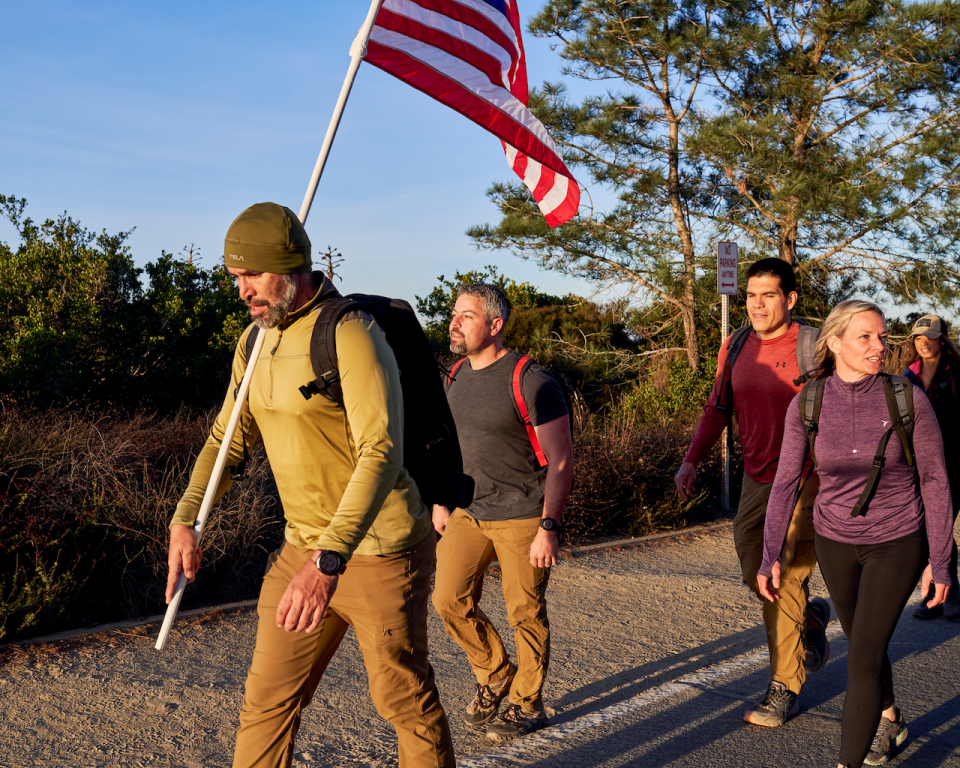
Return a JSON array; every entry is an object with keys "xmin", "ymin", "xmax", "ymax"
[
  {"xmin": 539, "ymin": 518, "xmax": 562, "ymax": 533},
  {"xmin": 314, "ymin": 550, "xmax": 346, "ymax": 576}
]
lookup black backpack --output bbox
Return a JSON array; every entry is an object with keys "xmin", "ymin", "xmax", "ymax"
[
  {"xmin": 245, "ymin": 290, "xmax": 475, "ymax": 510},
  {"xmin": 716, "ymin": 322, "xmax": 820, "ymax": 417},
  {"xmin": 798, "ymin": 373, "xmax": 915, "ymax": 518}
]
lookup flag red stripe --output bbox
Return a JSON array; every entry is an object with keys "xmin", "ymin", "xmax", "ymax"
[
  {"xmin": 379, "ymin": 0, "xmax": 524, "ymax": 100},
  {"xmin": 366, "ymin": 39, "xmax": 573, "ymax": 178},
  {"xmin": 543, "ymin": 182, "xmax": 579, "ymax": 226},
  {"xmin": 500, "ymin": 0, "xmax": 528, "ymax": 99},
  {"xmin": 369, "ymin": 0, "xmax": 579, "ymax": 226},
  {"xmin": 375, "ymin": 9, "xmax": 508, "ymax": 92}
]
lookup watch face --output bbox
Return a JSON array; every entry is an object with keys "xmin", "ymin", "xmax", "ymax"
[
  {"xmin": 540, "ymin": 518, "xmax": 558, "ymax": 531},
  {"xmin": 318, "ymin": 551, "xmax": 343, "ymax": 575}
]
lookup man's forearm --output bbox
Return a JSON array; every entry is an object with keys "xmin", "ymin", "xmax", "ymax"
[
  {"xmin": 683, "ymin": 407, "xmax": 728, "ymax": 467},
  {"xmin": 541, "ymin": 459, "xmax": 574, "ymax": 521}
]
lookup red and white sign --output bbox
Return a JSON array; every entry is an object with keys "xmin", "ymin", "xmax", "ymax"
[{"xmin": 717, "ymin": 241, "xmax": 738, "ymax": 296}]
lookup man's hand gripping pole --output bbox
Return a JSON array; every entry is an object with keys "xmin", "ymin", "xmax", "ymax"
[{"xmin": 155, "ymin": 329, "xmax": 267, "ymax": 650}]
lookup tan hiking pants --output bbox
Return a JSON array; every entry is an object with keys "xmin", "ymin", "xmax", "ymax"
[
  {"xmin": 734, "ymin": 473, "xmax": 820, "ymax": 695},
  {"xmin": 432, "ymin": 510, "xmax": 550, "ymax": 711},
  {"xmin": 233, "ymin": 534, "xmax": 454, "ymax": 768}
]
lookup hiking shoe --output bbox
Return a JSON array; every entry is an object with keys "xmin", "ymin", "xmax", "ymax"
[
  {"xmin": 864, "ymin": 709, "xmax": 908, "ymax": 765},
  {"xmin": 743, "ymin": 681, "xmax": 799, "ymax": 727},
  {"xmin": 485, "ymin": 703, "xmax": 549, "ymax": 742},
  {"xmin": 464, "ymin": 667, "xmax": 515, "ymax": 727},
  {"xmin": 805, "ymin": 597, "xmax": 831, "ymax": 673}
]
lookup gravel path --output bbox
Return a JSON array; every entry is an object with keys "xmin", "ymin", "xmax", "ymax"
[{"xmin": 2, "ymin": 522, "xmax": 958, "ymax": 767}]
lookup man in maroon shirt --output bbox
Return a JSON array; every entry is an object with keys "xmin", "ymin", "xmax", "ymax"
[{"xmin": 675, "ymin": 258, "xmax": 828, "ymax": 727}]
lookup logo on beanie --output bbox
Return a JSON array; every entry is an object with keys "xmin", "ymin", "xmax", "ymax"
[{"xmin": 227, "ymin": 253, "xmax": 244, "ymax": 262}]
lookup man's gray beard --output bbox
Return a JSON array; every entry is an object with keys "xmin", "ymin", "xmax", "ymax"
[
  {"xmin": 252, "ymin": 275, "xmax": 298, "ymax": 330},
  {"xmin": 449, "ymin": 338, "xmax": 467, "ymax": 355}
]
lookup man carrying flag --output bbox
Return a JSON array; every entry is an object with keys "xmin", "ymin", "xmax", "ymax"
[{"xmin": 165, "ymin": 204, "xmax": 454, "ymax": 768}]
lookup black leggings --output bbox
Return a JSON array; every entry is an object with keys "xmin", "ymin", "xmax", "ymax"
[{"xmin": 815, "ymin": 529, "xmax": 925, "ymax": 768}]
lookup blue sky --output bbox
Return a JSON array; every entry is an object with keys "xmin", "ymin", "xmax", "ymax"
[{"xmin": 1, "ymin": 0, "xmax": 599, "ymax": 310}]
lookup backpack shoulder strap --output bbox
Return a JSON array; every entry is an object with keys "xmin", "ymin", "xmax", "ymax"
[
  {"xmin": 849, "ymin": 373, "xmax": 916, "ymax": 517},
  {"xmin": 793, "ymin": 324, "xmax": 820, "ymax": 386},
  {"xmin": 716, "ymin": 325, "xmax": 753, "ymax": 415},
  {"xmin": 298, "ymin": 296, "xmax": 358, "ymax": 407},
  {"xmin": 447, "ymin": 358, "xmax": 467, "ymax": 386},
  {"xmin": 512, "ymin": 355, "xmax": 548, "ymax": 468},
  {"xmin": 244, "ymin": 325, "xmax": 259, "ymax": 366},
  {"xmin": 884, "ymin": 374, "xmax": 915, "ymax": 467},
  {"xmin": 798, "ymin": 377, "xmax": 825, "ymax": 467}
]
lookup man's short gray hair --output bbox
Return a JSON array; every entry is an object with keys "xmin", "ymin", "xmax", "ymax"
[{"xmin": 457, "ymin": 283, "xmax": 512, "ymax": 327}]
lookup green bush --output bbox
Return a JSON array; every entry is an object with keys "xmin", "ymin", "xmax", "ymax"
[
  {"xmin": 0, "ymin": 196, "xmax": 249, "ymax": 413},
  {"xmin": 612, "ymin": 358, "xmax": 716, "ymax": 425}
]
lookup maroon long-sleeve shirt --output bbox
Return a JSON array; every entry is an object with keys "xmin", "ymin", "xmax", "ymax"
[
  {"xmin": 760, "ymin": 373, "xmax": 954, "ymax": 585},
  {"xmin": 685, "ymin": 323, "xmax": 809, "ymax": 484}
]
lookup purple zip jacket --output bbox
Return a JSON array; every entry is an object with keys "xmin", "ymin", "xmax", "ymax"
[{"xmin": 760, "ymin": 373, "xmax": 954, "ymax": 585}]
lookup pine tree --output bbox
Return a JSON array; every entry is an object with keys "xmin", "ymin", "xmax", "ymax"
[
  {"xmin": 692, "ymin": 0, "xmax": 960, "ymax": 299},
  {"xmin": 469, "ymin": 0, "xmax": 960, "ymax": 368},
  {"xmin": 469, "ymin": 0, "xmax": 729, "ymax": 369}
]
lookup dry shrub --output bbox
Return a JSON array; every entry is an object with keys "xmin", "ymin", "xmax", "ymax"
[
  {"xmin": 0, "ymin": 406, "xmax": 283, "ymax": 641},
  {"xmin": 561, "ymin": 355, "xmax": 742, "ymax": 543}
]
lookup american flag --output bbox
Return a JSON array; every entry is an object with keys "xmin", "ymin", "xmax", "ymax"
[{"xmin": 364, "ymin": 0, "xmax": 580, "ymax": 227}]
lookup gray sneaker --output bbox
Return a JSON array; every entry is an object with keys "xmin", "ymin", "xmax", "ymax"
[
  {"xmin": 805, "ymin": 597, "xmax": 831, "ymax": 673},
  {"xmin": 743, "ymin": 681, "xmax": 799, "ymax": 727},
  {"xmin": 465, "ymin": 666, "xmax": 516, "ymax": 727},
  {"xmin": 864, "ymin": 709, "xmax": 908, "ymax": 765},
  {"xmin": 485, "ymin": 703, "xmax": 549, "ymax": 742}
]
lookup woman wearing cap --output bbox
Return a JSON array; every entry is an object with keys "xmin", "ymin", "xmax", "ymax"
[
  {"xmin": 756, "ymin": 300, "xmax": 953, "ymax": 768},
  {"xmin": 903, "ymin": 314, "xmax": 960, "ymax": 620}
]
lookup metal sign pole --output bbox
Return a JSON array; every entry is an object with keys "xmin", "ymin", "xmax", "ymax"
[
  {"xmin": 717, "ymin": 241, "xmax": 738, "ymax": 516},
  {"xmin": 721, "ymin": 293, "xmax": 730, "ymax": 514}
]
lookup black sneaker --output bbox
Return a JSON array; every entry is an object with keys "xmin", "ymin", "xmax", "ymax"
[
  {"xmin": 864, "ymin": 709, "xmax": 908, "ymax": 765},
  {"xmin": 805, "ymin": 597, "xmax": 831, "ymax": 673},
  {"xmin": 743, "ymin": 681, "xmax": 799, "ymax": 727},
  {"xmin": 485, "ymin": 703, "xmax": 549, "ymax": 742},
  {"xmin": 464, "ymin": 666, "xmax": 515, "ymax": 727}
]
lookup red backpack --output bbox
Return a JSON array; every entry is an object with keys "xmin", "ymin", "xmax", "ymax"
[{"xmin": 448, "ymin": 355, "xmax": 554, "ymax": 467}]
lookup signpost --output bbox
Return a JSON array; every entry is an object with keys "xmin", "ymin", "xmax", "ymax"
[{"xmin": 717, "ymin": 242, "xmax": 738, "ymax": 514}]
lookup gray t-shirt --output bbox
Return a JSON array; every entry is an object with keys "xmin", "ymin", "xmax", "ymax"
[{"xmin": 445, "ymin": 349, "xmax": 568, "ymax": 521}]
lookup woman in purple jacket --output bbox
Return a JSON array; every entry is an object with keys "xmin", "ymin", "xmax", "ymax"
[{"xmin": 757, "ymin": 299, "xmax": 953, "ymax": 768}]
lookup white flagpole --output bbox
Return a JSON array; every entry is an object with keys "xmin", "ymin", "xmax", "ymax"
[
  {"xmin": 299, "ymin": 0, "xmax": 385, "ymax": 224},
  {"xmin": 156, "ymin": 0, "xmax": 385, "ymax": 650},
  {"xmin": 155, "ymin": 329, "xmax": 267, "ymax": 650}
]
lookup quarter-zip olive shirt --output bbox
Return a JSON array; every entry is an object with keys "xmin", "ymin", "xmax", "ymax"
[{"xmin": 170, "ymin": 275, "xmax": 430, "ymax": 560}]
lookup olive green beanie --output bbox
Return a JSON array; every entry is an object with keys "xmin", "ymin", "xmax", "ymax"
[{"xmin": 223, "ymin": 203, "xmax": 312, "ymax": 274}]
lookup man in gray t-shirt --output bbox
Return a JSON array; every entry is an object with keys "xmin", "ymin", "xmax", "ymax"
[{"xmin": 431, "ymin": 284, "xmax": 574, "ymax": 743}]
